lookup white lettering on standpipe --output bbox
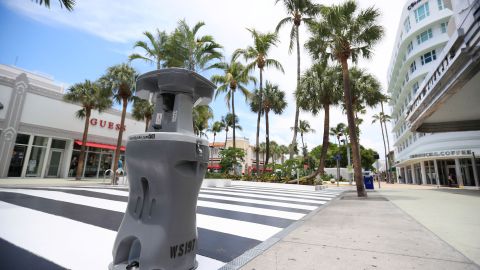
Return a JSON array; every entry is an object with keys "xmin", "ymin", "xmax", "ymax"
[{"xmin": 155, "ymin": 113, "xmax": 163, "ymax": 125}]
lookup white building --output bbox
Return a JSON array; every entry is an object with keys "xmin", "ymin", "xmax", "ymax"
[
  {"xmin": 0, "ymin": 64, "xmax": 145, "ymax": 179},
  {"xmin": 387, "ymin": 0, "xmax": 479, "ymax": 188}
]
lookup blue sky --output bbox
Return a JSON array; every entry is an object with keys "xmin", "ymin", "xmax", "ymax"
[{"xmin": 0, "ymin": 0, "xmax": 407, "ymax": 161}]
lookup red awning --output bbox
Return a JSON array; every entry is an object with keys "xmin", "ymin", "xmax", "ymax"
[
  {"xmin": 75, "ymin": 140, "xmax": 125, "ymax": 151},
  {"xmin": 208, "ymin": 165, "xmax": 221, "ymax": 169}
]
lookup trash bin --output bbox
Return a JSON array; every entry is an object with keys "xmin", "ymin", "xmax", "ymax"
[
  {"xmin": 109, "ymin": 68, "xmax": 215, "ymax": 270},
  {"xmin": 364, "ymin": 175, "xmax": 374, "ymax": 190}
]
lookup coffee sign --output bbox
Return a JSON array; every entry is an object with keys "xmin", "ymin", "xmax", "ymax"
[{"xmin": 410, "ymin": 150, "xmax": 472, "ymax": 159}]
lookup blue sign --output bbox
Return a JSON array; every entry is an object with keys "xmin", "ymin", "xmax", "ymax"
[{"xmin": 334, "ymin": 154, "xmax": 342, "ymax": 161}]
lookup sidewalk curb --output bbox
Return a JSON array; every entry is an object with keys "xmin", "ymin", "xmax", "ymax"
[{"xmin": 218, "ymin": 189, "xmax": 347, "ymax": 270}]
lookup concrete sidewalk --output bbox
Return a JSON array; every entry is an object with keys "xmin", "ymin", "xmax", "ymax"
[
  {"xmin": 0, "ymin": 177, "xmax": 116, "ymax": 187},
  {"xmin": 240, "ymin": 190, "xmax": 480, "ymax": 270}
]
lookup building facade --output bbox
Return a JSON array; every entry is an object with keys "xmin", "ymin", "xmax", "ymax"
[
  {"xmin": 0, "ymin": 64, "xmax": 145, "ymax": 179},
  {"xmin": 387, "ymin": 0, "xmax": 480, "ymax": 188}
]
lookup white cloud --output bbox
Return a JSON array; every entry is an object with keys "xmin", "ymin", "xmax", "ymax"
[{"xmin": 4, "ymin": 0, "xmax": 408, "ymax": 156}]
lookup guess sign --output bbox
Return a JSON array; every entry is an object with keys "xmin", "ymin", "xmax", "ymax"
[{"xmin": 90, "ymin": 118, "xmax": 126, "ymax": 131}]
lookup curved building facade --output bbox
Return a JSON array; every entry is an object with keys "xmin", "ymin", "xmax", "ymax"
[{"xmin": 387, "ymin": 0, "xmax": 480, "ymax": 188}]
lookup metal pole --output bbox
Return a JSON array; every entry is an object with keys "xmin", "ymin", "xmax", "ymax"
[
  {"xmin": 336, "ymin": 158, "xmax": 340, "ymax": 187},
  {"xmin": 297, "ymin": 168, "xmax": 299, "ymax": 185}
]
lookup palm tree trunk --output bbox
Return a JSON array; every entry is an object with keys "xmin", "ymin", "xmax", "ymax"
[
  {"xmin": 265, "ymin": 109, "xmax": 270, "ymax": 168},
  {"xmin": 310, "ymin": 103, "xmax": 330, "ymax": 180},
  {"xmin": 255, "ymin": 69, "xmax": 263, "ymax": 177},
  {"xmin": 379, "ymin": 119, "xmax": 388, "ymax": 185},
  {"xmin": 381, "ymin": 101, "xmax": 392, "ymax": 182},
  {"xmin": 144, "ymin": 117, "xmax": 150, "ymax": 132},
  {"xmin": 290, "ymin": 24, "xmax": 301, "ymax": 160},
  {"xmin": 301, "ymin": 133, "xmax": 305, "ymax": 157},
  {"xmin": 232, "ymin": 90, "xmax": 236, "ymax": 149},
  {"xmin": 112, "ymin": 97, "xmax": 128, "ymax": 185},
  {"xmin": 341, "ymin": 58, "xmax": 367, "ymax": 197},
  {"xmin": 211, "ymin": 134, "xmax": 216, "ymax": 168},
  {"xmin": 224, "ymin": 127, "xmax": 228, "ymax": 148},
  {"xmin": 75, "ymin": 108, "xmax": 91, "ymax": 180}
]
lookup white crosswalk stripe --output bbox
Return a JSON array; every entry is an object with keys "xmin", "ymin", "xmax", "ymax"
[{"xmin": 0, "ymin": 184, "xmax": 342, "ymax": 270}]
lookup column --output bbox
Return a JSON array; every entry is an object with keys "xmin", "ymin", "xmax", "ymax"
[
  {"xmin": 61, "ymin": 140, "xmax": 74, "ymax": 178},
  {"xmin": 434, "ymin": 159, "xmax": 440, "ymax": 186},
  {"xmin": 0, "ymin": 74, "xmax": 30, "ymax": 177},
  {"xmin": 40, "ymin": 137, "xmax": 52, "ymax": 178},
  {"xmin": 411, "ymin": 164, "xmax": 416, "ymax": 184},
  {"xmin": 396, "ymin": 168, "xmax": 401, "ymax": 183},
  {"xmin": 472, "ymin": 156, "xmax": 479, "ymax": 188},
  {"xmin": 455, "ymin": 158, "xmax": 464, "ymax": 187},
  {"xmin": 420, "ymin": 161, "xmax": 427, "ymax": 185}
]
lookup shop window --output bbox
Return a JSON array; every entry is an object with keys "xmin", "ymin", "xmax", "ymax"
[
  {"xmin": 33, "ymin": 136, "xmax": 48, "ymax": 147},
  {"xmin": 414, "ymin": 2, "xmax": 430, "ymax": 23},
  {"xmin": 51, "ymin": 139, "xmax": 66, "ymax": 149},
  {"xmin": 26, "ymin": 146, "xmax": 46, "ymax": 177},
  {"xmin": 15, "ymin": 133, "xmax": 30, "ymax": 145},
  {"xmin": 8, "ymin": 133, "xmax": 31, "ymax": 177}
]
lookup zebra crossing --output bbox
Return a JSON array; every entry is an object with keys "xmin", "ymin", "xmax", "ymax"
[{"xmin": 0, "ymin": 184, "xmax": 343, "ymax": 270}]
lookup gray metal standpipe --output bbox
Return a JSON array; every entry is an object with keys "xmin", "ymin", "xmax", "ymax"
[{"xmin": 109, "ymin": 68, "xmax": 215, "ymax": 270}]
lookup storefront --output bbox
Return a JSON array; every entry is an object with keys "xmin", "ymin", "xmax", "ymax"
[
  {"xmin": 395, "ymin": 149, "xmax": 480, "ymax": 188},
  {"xmin": 0, "ymin": 64, "xmax": 144, "ymax": 179}
]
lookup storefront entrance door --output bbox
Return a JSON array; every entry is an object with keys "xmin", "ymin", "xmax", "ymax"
[{"xmin": 46, "ymin": 150, "xmax": 63, "ymax": 177}]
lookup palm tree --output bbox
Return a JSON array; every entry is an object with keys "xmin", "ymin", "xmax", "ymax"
[
  {"xmin": 193, "ymin": 105, "xmax": 213, "ymax": 137},
  {"xmin": 296, "ymin": 63, "xmax": 342, "ymax": 180},
  {"xmin": 222, "ymin": 113, "xmax": 242, "ymax": 147},
  {"xmin": 64, "ymin": 80, "xmax": 112, "ymax": 180},
  {"xmin": 372, "ymin": 112, "xmax": 392, "ymax": 182},
  {"xmin": 211, "ymin": 56, "xmax": 256, "ymax": 148},
  {"xmin": 269, "ymin": 140, "xmax": 280, "ymax": 167},
  {"xmin": 132, "ymin": 97, "xmax": 154, "ymax": 132},
  {"xmin": 279, "ymin": 144, "xmax": 289, "ymax": 164},
  {"xmin": 259, "ymin": 142, "xmax": 267, "ymax": 168},
  {"xmin": 129, "ymin": 29, "xmax": 168, "ymax": 70},
  {"xmin": 330, "ymin": 123, "xmax": 346, "ymax": 147},
  {"xmin": 100, "ymin": 63, "xmax": 137, "ymax": 184},
  {"xmin": 293, "ymin": 120, "xmax": 315, "ymax": 158},
  {"xmin": 234, "ymin": 28, "xmax": 284, "ymax": 175},
  {"xmin": 208, "ymin": 121, "xmax": 226, "ymax": 167},
  {"xmin": 166, "ymin": 19, "xmax": 223, "ymax": 71},
  {"xmin": 250, "ymin": 82, "xmax": 287, "ymax": 167},
  {"xmin": 275, "ymin": 0, "xmax": 319, "ymax": 160},
  {"xmin": 380, "ymin": 97, "xmax": 392, "ymax": 181},
  {"xmin": 306, "ymin": 1, "xmax": 384, "ymax": 197},
  {"xmin": 34, "ymin": 0, "xmax": 74, "ymax": 11}
]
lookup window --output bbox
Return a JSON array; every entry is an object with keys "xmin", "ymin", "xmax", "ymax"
[
  {"xmin": 413, "ymin": 81, "xmax": 419, "ymax": 94},
  {"xmin": 410, "ymin": 60, "xmax": 416, "ymax": 73},
  {"xmin": 404, "ymin": 17, "xmax": 411, "ymax": 33},
  {"xmin": 441, "ymin": 22, "xmax": 448, "ymax": 33},
  {"xmin": 416, "ymin": 29, "xmax": 433, "ymax": 44},
  {"xmin": 415, "ymin": 2, "xmax": 430, "ymax": 22},
  {"xmin": 437, "ymin": 0, "xmax": 445, "ymax": 10},
  {"xmin": 407, "ymin": 41, "xmax": 414, "ymax": 54},
  {"xmin": 421, "ymin": 50, "xmax": 437, "ymax": 65}
]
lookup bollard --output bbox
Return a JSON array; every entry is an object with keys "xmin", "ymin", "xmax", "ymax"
[{"xmin": 109, "ymin": 68, "xmax": 215, "ymax": 270}]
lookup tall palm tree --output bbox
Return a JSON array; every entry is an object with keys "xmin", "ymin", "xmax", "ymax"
[
  {"xmin": 296, "ymin": 63, "xmax": 342, "ymax": 180},
  {"xmin": 275, "ymin": 0, "xmax": 319, "ymax": 159},
  {"xmin": 193, "ymin": 105, "xmax": 213, "ymax": 137},
  {"xmin": 100, "ymin": 63, "xmax": 138, "ymax": 184},
  {"xmin": 208, "ymin": 121, "xmax": 226, "ymax": 167},
  {"xmin": 34, "ymin": 0, "xmax": 74, "ymax": 11},
  {"xmin": 250, "ymin": 82, "xmax": 287, "ymax": 167},
  {"xmin": 293, "ymin": 120, "xmax": 315, "ymax": 158},
  {"xmin": 166, "ymin": 19, "xmax": 223, "ymax": 72},
  {"xmin": 330, "ymin": 123, "xmax": 346, "ymax": 147},
  {"xmin": 222, "ymin": 113, "xmax": 242, "ymax": 147},
  {"xmin": 234, "ymin": 28, "xmax": 284, "ymax": 175},
  {"xmin": 372, "ymin": 112, "xmax": 392, "ymax": 182},
  {"xmin": 306, "ymin": 1, "xmax": 384, "ymax": 197},
  {"xmin": 64, "ymin": 80, "xmax": 112, "ymax": 180},
  {"xmin": 129, "ymin": 29, "xmax": 168, "ymax": 70},
  {"xmin": 131, "ymin": 97, "xmax": 154, "ymax": 132},
  {"xmin": 380, "ymin": 97, "xmax": 392, "ymax": 181},
  {"xmin": 211, "ymin": 56, "xmax": 256, "ymax": 148}
]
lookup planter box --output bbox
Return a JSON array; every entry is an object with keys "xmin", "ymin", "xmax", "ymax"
[{"xmin": 202, "ymin": 179, "xmax": 232, "ymax": 188}]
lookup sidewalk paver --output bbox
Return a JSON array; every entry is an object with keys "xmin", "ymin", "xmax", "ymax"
[{"xmin": 240, "ymin": 191, "xmax": 479, "ymax": 270}]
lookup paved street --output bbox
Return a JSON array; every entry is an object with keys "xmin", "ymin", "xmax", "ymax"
[{"xmin": 0, "ymin": 184, "xmax": 342, "ymax": 269}]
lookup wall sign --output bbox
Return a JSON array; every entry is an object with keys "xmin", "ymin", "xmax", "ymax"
[
  {"xmin": 89, "ymin": 118, "xmax": 126, "ymax": 131},
  {"xmin": 407, "ymin": 0, "xmax": 422, "ymax": 10},
  {"xmin": 410, "ymin": 150, "xmax": 472, "ymax": 159}
]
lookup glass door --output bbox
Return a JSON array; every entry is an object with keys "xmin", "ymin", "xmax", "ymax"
[{"xmin": 46, "ymin": 150, "xmax": 63, "ymax": 177}]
